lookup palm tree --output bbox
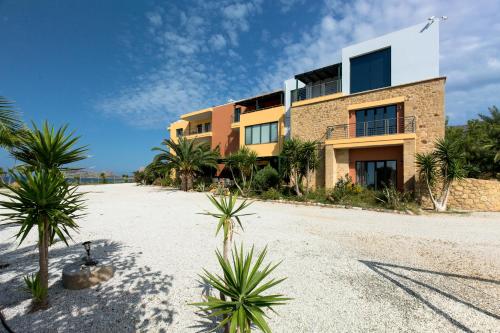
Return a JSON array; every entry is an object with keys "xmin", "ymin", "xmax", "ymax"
[
  {"xmin": 100, "ymin": 172, "xmax": 106, "ymax": 184},
  {"xmin": 479, "ymin": 106, "xmax": 500, "ymax": 162},
  {"xmin": 152, "ymin": 137, "xmax": 219, "ymax": 191},
  {"xmin": 10, "ymin": 121, "xmax": 87, "ymax": 170},
  {"xmin": 0, "ymin": 122, "xmax": 87, "ymax": 308},
  {"xmin": 203, "ymin": 194, "xmax": 253, "ymax": 263},
  {"xmin": 192, "ymin": 245, "xmax": 289, "ymax": 333},
  {"xmin": 280, "ymin": 139, "xmax": 303, "ymax": 196},
  {"xmin": 225, "ymin": 147, "xmax": 258, "ymax": 195},
  {"xmin": 0, "ymin": 169, "xmax": 85, "ymax": 308},
  {"xmin": 0, "ymin": 96, "xmax": 24, "ymax": 150},
  {"xmin": 416, "ymin": 137, "xmax": 465, "ymax": 212},
  {"xmin": 300, "ymin": 140, "xmax": 319, "ymax": 194}
]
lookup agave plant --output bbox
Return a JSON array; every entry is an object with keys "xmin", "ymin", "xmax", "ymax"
[
  {"xmin": 23, "ymin": 273, "xmax": 48, "ymax": 305},
  {"xmin": 193, "ymin": 245, "xmax": 289, "ymax": 333},
  {"xmin": 203, "ymin": 194, "xmax": 253, "ymax": 262},
  {"xmin": 0, "ymin": 169, "xmax": 85, "ymax": 308}
]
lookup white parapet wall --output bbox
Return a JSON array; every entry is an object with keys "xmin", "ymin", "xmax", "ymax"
[{"xmin": 341, "ymin": 21, "xmax": 440, "ymax": 94}]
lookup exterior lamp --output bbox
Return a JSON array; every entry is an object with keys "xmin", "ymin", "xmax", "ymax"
[{"xmin": 82, "ymin": 241, "xmax": 98, "ymax": 266}]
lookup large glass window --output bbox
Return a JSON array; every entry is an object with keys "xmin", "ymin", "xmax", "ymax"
[
  {"xmin": 355, "ymin": 160, "xmax": 397, "ymax": 190},
  {"xmin": 355, "ymin": 104, "xmax": 397, "ymax": 137},
  {"xmin": 350, "ymin": 47, "xmax": 391, "ymax": 93},
  {"xmin": 245, "ymin": 122, "xmax": 279, "ymax": 145}
]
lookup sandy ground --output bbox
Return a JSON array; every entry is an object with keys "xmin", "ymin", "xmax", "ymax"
[{"xmin": 0, "ymin": 183, "xmax": 499, "ymax": 332}]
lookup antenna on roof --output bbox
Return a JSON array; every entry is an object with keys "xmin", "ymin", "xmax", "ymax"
[{"xmin": 420, "ymin": 16, "xmax": 447, "ymax": 32}]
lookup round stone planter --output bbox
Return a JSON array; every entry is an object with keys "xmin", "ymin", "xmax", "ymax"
[{"xmin": 62, "ymin": 260, "xmax": 114, "ymax": 290}]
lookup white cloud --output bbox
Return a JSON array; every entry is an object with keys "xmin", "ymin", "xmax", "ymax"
[
  {"xmin": 209, "ymin": 34, "xmax": 227, "ymax": 50},
  {"xmin": 146, "ymin": 12, "xmax": 163, "ymax": 27}
]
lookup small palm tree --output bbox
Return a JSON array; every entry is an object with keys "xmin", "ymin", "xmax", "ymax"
[
  {"xmin": 152, "ymin": 137, "xmax": 219, "ymax": 191},
  {"xmin": 280, "ymin": 139, "xmax": 303, "ymax": 196},
  {"xmin": 10, "ymin": 121, "xmax": 87, "ymax": 170},
  {"xmin": 192, "ymin": 245, "xmax": 289, "ymax": 333},
  {"xmin": 226, "ymin": 147, "xmax": 258, "ymax": 195},
  {"xmin": 203, "ymin": 194, "xmax": 253, "ymax": 262},
  {"xmin": 0, "ymin": 169, "xmax": 85, "ymax": 308},
  {"xmin": 416, "ymin": 137, "xmax": 465, "ymax": 212}
]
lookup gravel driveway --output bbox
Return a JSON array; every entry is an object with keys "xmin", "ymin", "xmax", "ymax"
[{"xmin": 1, "ymin": 184, "xmax": 499, "ymax": 332}]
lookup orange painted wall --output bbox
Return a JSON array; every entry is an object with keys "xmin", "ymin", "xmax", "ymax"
[
  {"xmin": 348, "ymin": 145, "xmax": 404, "ymax": 190},
  {"xmin": 212, "ymin": 103, "xmax": 239, "ymax": 157}
]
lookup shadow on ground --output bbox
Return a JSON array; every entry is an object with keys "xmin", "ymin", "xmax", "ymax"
[
  {"xmin": 360, "ymin": 260, "xmax": 500, "ymax": 332},
  {"xmin": 0, "ymin": 239, "xmax": 175, "ymax": 332}
]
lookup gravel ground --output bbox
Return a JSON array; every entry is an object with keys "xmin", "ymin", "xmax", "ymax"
[{"xmin": 0, "ymin": 183, "xmax": 499, "ymax": 332}]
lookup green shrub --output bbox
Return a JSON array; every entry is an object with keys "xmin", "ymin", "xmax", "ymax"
[
  {"xmin": 304, "ymin": 188, "xmax": 329, "ymax": 203},
  {"xmin": 23, "ymin": 273, "xmax": 47, "ymax": 304},
  {"xmin": 328, "ymin": 174, "xmax": 358, "ymax": 203},
  {"xmin": 376, "ymin": 185, "xmax": 417, "ymax": 211},
  {"xmin": 260, "ymin": 187, "xmax": 281, "ymax": 200},
  {"xmin": 253, "ymin": 165, "xmax": 280, "ymax": 192}
]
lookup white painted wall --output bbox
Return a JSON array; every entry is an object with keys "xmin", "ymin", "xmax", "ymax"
[
  {"xmin": 283, "ymin": 78, "xmax": 305, "ymax": 137},
  {"xmin": 341, "ymin": 21, "xmax": 440, "ymax": 94}
]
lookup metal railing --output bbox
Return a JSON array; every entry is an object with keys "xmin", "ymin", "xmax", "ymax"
[
  {"xmin": 187, "ymin": 126, "xmax": 211, "ymax": 135},
  {"xmin": 326, "ymin": 116, "xmax": 416, "ymax": 140},
  {"xmin": 231, "ymin": 114, "xmax": 240, "ymax": 123},
  {"xmin": 291, "ymin": 79, "xmax": 341, "ymax": 102}
]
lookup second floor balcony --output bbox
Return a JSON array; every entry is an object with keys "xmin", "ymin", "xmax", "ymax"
[{"xmin": 326, "ymin": 116, "xmax": 416, "ymax": 140}]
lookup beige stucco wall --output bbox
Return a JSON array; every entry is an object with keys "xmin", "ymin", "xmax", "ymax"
[{"xmin": 291, "ymin": 77, "xmax": 446, "ymax": 188}]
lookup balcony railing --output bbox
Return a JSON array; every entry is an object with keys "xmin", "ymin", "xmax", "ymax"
[
  {"xmin": 326, "ymin": 116, "xmax": 416, "ymax": 140},
  {"xmin": 291, "ymin": 79, "xmax": 341, "ymax": 103},
  {"xmin": 186, "ymin": 127, "xmax": 211, "ymax": 136}
]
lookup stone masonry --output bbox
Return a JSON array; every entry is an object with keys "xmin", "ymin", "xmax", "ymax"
[
  {"xmin": 291, "ymin": 77, "xmax": 446, "ymax": 189},
  {"xmin": 448, "ymin": 178, "xmax": 500, "ymax": 211}
]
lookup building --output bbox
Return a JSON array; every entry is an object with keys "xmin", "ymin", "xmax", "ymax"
[{"xmin": 168, "ymin": 20, "xmax": 445, "ymax": 191}]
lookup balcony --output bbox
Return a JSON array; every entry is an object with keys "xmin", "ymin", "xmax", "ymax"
[
  {"xmin": 326, "ymin": 116, "xmax": 416, "ymax": 140},
  {"xmin": 185, "ymin": 126, "xmax": 212, "ymax": 140},
  {"xmin": 291, "ymin": 79, "xmax": 342, "ymax": 103}
]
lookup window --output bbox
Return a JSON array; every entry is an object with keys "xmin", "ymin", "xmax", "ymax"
[
  {"xmin": 204, "ymin": 123, "xmax": 211, "ymax": 132},
  {"xmin": 196, "ymin": 124, "xmax": 202, "ymax": 133},
  {"xmin": 245, "ymin": 122, "xmax": 279, "ymax": 145},
  {"xmin": 355, "ymin": 104, "xmax": 397, "ymax": 137},
  {"xmin": 355, "ymin": 160, "xmax": 397, "ymax": 190},
  {"xmin": 176, "ymin": 128, "xmax": 183, "ymax": 137},
  {"xmin": 350, "ymin": 47, "xmax": 391, "ymax": 93},
  {"xmin": 233, "ymin": 107, "xmax": 241, "ymax": 122}
]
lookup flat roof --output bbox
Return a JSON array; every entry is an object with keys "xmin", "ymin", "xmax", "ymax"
[
  {"xmin": 295, "ymin": 63, "xmax": 341, "ymax": 84},
  {"xmin": 235, "ymin": 89, "xmax": 283, "ymax": 105}
]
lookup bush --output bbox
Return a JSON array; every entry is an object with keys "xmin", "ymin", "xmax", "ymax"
[
  {"xmin": 260, "ymin": 188, "xmax": 281, "ymax": 200},
  {"xmin": 23, "ymin": 273, "xmax": 47, "ymax": 305},
  {"xmin": 304, "ymin": 188, "xmax": 329, "ymax": 203},
  {"xmin": 328, "ymin": 174, "xmax": 359, "ymax": 203},
  {"xmin": 376, "ymin": 185, "xmax": 417, "ymax": 211},
  {"xmin": 253, "ymin": 166, "xmax": 280, "ymax": 192}
]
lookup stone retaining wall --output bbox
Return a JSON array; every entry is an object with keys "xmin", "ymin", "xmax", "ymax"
[{"xmin": 448, "ymin": 178, "xmax": 500, "ymax": 212}]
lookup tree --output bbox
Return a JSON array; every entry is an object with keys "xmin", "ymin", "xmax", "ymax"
[
  {"xmin": 416, "ymin": 137, "xmax": 465, "ymax": 212},
  {"xmin": 0, "ymin": 122, "xmax": 87, "ymax": 308},
  {"xmin": 280, "ymin": 138, "xmax": 318, "ymax": 196},
  {"xmin": 0, "ymin": 170, "xmax": 84, "ymax": 309},
  {"xmin": 445, "ymin": 106, "xmax": 500, "ymax": 179},
  {"xmin": 202, "ymin": 194, "xmax": 252, "ymax": 333},
  {"xmin": 203, "ymin": 194, "xmax": 252, "ymax": 263},
  {"xmin": 192, "ymin": 245, "xmax": 289, "ymax": 333},
  {"xmin": 100, "ymin": 172, "xmax": 106, "ymax": 184},
  {"xmin": 152, "ymin": 137, "xmax": 219, "ymax": 191},
  {"xmin": 0, "ymin": 96, "xmax": 24, "ymax": 149},
  {"xmin": 122, "ymin": 174, "xmax": 129, "ymax": 183},
  {"xmin": 225, "ymin": 147, "xmax": 258, "ymax": 195}
]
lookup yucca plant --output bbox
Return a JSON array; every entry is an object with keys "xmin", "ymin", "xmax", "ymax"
[
  {"xmin": 225, "ymin": 147, "xmax": 258, "ymax": 195},
  {"xmin": 10, "ymin": 121, "xmax": 87, "ymax": 170},
  {"xmin": 0, "ymin": 169, "xmax": 85, "ymax": 308},
  {"xmin": 0, "ymin": 96, "xmax": 25, "ymax": 150},
  {"xmin": 192, "ymin": 245, "xmax": 289, "ymax": 333},
  {"xmin": 23, "ymin": 273, "xmax": 48, "ymax": 306},
  {"xmin": 203, "ymin": 194, "xmax": 253, "ymax": 262},
  {"xmin": 416, "ymin": 137, "xmax": 465, "ymax": 212}
]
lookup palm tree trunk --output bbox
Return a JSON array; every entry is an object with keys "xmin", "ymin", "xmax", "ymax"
[
  {"xmin": 180, "ymin": 173, "xmax": 187, "ymax": 191},
  {"xmin": 187, "ymin": 173, "xmax": 193, "ymax": 191},
  {"xmin": 294, "ymin": 171, "xmax": 302, "ymax": 197},
  {"xmin": 38, "ymin": 218, "xmax": 49, "ymax": 308},
  {"xmin": 230, "ymin": 167, "xmax": 244, "ymax": 194},
  {"xmin": 221, "ymin": 221, "xmax": 233, "ymax": 333}
]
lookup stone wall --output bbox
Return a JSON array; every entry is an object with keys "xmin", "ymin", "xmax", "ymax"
[
  {"xmin": 291, "ymin": 77, "xmax": 446, "ymax": 188},
  {"xmin": 448, "ymin": 178, "xmax": 500, "ymax": 211}
]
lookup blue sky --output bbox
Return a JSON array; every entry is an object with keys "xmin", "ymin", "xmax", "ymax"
[{"xmin": 1, "ymin": 0, "xmax": 499, "ymax": 174}]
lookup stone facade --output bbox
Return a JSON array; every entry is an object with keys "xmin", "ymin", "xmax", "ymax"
[
  {"xmin": 291, "ymin": 77, "xmax": 446, "ymax": 189},
  {"xmin": 448, "ymin": 178, "xmax": 500, "ymax": 211}
]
